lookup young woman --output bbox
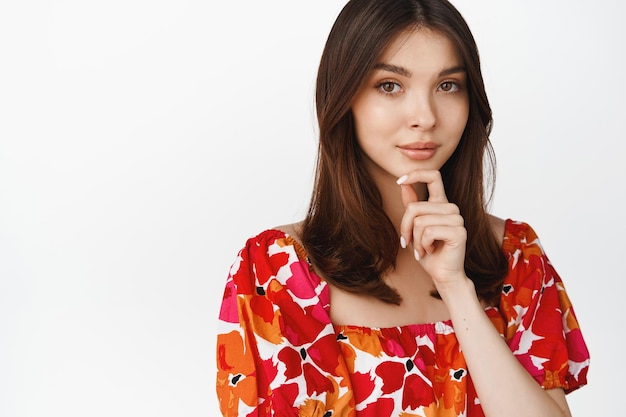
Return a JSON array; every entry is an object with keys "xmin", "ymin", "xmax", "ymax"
[{"xmin": 216, "ymin": 1, "xmax": 590, "ymax": 416}]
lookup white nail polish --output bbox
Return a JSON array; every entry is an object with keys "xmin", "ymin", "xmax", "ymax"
[
  {"xmin": 396, "ymin": 175, "xmax": 408, "ymax": 185},
  {"xmin": 414, "ymin": 249, "xmax": 420, "ymax": 261},
  {"xmin": 400, "ymin": 236, "xmax": 407, "ymax": 249}
]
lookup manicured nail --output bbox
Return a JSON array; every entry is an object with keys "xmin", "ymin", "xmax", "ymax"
[
  {"xmin": 396, "ymin": 175, "xmax": 408, "ymax": 185},
  {"xmin": 400, "ymin": 236, "xmax": 407, "ymax": 249},
  {"xmin": 414, "ymin": 249, "xmax": 420, "ymax": 261}
]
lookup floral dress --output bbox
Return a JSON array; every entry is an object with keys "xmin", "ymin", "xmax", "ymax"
[{"xmin": 216, "ymin": 220, "xmax": 589, "ymax": 416}]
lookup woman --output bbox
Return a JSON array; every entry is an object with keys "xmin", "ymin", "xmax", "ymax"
[{"xmin": 216, "ymin": 0, "xmax": 589, "ymax": 416}]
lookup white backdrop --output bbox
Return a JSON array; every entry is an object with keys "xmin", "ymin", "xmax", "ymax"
[{"xmin": 1, "ymin": 1, "xmax": 623, "ymax": 415}]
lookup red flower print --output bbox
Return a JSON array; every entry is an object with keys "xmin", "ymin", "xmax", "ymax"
[
  {"xmin": 277, "ymin": 346, "xmax": 303, "ymax": 380},
  {"xmin": 403, "ymin": 373, "xmax": 436, "ymax": 410},
  {"xmin": 269, "ymin": 283, "xmax": 327, "ymax": 346},
  {"xmin": 350, "ymin": 372, "xmax": 375, "ymax": 405},
  {"xmin": 303, "ymin": 363, "xmax": 335, "ymax": 396},
  {"xmin": 308, "ymin": 333, "xmax": 343, "ymax": 374},
  {"xmin": 271, "ymin": 382, "xmax": 299, "ymax": 416},
  {"xmin": 375, "ymin": 361, "xmax": 406, "ymax": 395}
]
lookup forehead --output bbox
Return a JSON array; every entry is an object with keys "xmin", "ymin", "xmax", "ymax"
[{"xmin": 378, "ymin": 28, "xmax": 463, "ymax": 70}]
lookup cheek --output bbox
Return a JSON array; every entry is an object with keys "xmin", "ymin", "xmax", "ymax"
[
  {"xmin": 354, "ymin": 101, "xmax": 400, "ymax": 139},
  {"xmin": 353, "ymin": 103, "xmax": 379, "ymax": 143},
  {"xmin": 446, "ymin": 101, "xmax": 469, "ymax": 134},
  {"xmin": 456, "ymin": 111, "xmax": 469, "ymax": 133}
]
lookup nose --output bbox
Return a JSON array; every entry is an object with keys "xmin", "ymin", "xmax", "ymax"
[{"xmin": 408, "ymin": 93, "xmax": 436, "ymax": 130}]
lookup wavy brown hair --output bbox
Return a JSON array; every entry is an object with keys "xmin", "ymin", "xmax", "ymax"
[{"xmin": 301, "ymin": 0, "xmax": 508, "ymax": 306}]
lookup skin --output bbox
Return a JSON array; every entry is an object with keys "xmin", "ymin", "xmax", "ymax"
[
  {"xmin": 351, "ymin": 28, "xmax": 469, "ymax": 196},
  {"xmin": 280, "ymin": 28, "xmax": 573, "ymax": 417}
]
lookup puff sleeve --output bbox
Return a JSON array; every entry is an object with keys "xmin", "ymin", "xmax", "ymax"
[
  {"xmin": 489, "ymin": 220, "xmax": 590, "ymax": 393},
  {"xmin": 215, "ymin": 230, "xmax": 351, "ymax": 416},
  {"xmin": 216, "ymin": 234, "xmax": 263, "ymax": 417}
]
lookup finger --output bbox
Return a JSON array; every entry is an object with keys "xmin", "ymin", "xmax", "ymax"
[
  {"xmin": 410, "ymin": 214, "xmax": 464, "ymax": 259},
  {"xmin": 400, "ymin": 183, "xmax": 419, "ymax": 207},
  {"xmin": 397, "ymin": 170, "xmax": 448, "ymax": 203},
  {"xmin": 419, "ymin": 224, "xmax": 467, "ymax": 256},
  {"xmin": 398, "ymin": 180, "xmax": 419, "ymax": 249},
  {"xmin": 399, "ymin": 202, "xmax": 460, "ymax": 247}
]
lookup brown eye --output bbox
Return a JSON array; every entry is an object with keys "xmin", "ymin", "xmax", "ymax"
[
  {"xmin": 382, "ymin": 82, "xmax": 395, "ymax": 92},
  {"xmin": 378, "ymin": 82, "xmax": 400, "ymax": 94},
  {"xmin": 439, "ymin": 81, "xmax": 458, "ymax": 92}
]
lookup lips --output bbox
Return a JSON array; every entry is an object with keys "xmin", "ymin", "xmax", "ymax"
[
  {"xmin": 397, "ymin": 142, "xmax": 439, "ymax": 160},
  {"xmin": 398, "ymin": 141, "xmax": 438, "ymax": 150}
]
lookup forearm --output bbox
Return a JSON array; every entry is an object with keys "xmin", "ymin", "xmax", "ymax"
[{"xmin": 439, "ymin": 277, "xmax": 570, "ymax": 417}]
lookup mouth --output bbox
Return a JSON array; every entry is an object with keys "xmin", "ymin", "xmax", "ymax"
[
  {"xmin": 397, "ymin": 141, "xmax": 438, "ymax": 150},
  {"xmin": 397, "ymin": 142, "xmax": 439, "ymax": 160}
]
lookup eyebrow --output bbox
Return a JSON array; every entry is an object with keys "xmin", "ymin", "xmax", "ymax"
[
  {"xmin": 372, "ymin": 63, "xmax": 466, "ymax": 78},
  {"xmin": 373, "ymin": 63, "xmax": 412, "ymax": 77}
]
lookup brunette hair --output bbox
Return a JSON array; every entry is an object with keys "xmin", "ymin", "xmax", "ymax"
[{"xmin": 301, "ymin": 0, "xmax": 508, "ymax": 305}]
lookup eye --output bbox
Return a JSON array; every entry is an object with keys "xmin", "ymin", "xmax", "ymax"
[
  {"xmin": 377, "ymin": 81, "xmax": 401, "ymax": 94},
  {"xmin": 439, "ymin": 81, "xmax": 459, "ymax": 92}
]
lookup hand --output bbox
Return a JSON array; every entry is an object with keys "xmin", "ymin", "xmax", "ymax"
[{"xmin": 397, "ymin": 170, "xmax": 468, "ymax": 290}]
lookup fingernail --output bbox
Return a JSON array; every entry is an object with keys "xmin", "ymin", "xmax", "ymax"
[
  {"xmin": 400, "ymin": 236, "xmax": 407, "ymax": 249},
  {"xmin": 396, "ymin": 175, "xmax": 408, "ymax": 185},
  {"xmin": 414, "ymin": 249, "xmax": 420, "ymax": 261}
]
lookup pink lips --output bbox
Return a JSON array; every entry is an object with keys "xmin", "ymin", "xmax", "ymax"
[{"xmin": 397, "ymin": 141, "xmax": 438, "ymax": 160}]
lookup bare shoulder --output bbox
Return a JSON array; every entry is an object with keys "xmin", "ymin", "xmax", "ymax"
[
  {"xmin": 273, "ymin": 221, "xmax": 304, "ymax": 242},
  {"xmin": 487, "ymin": 214, "xmax": 506, "ymax": 246}
]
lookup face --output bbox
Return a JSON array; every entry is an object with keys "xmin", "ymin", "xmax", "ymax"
[{"xmin": 351, "ymin": 28, "xmax": 469, "ymax": 184}]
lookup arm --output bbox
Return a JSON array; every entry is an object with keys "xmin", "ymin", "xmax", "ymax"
[
  {"xmin": 397, "ymin": 170, "xmax": 577, "ymax": 417},
  {"xmin": 439, "ymin": 277, "xmax": 571, "ymax": 417}
]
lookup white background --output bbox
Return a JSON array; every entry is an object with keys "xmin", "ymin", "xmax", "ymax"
[{"xmin": 0, "ymin": 0, "xmax": 623, "ymax": 415}]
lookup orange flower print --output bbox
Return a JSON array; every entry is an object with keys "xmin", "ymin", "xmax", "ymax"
[{"xmin": 216, "ymin": 330, "xmax": 257, "ymax": 416}]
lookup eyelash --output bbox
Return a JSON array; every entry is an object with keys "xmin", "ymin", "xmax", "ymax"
[
  {"xmin": 438, "ymin": 81, "xmax": 461, "ymax": 93},
  {"xmin": 375, "ymin": 80, "xmax": 462, "ymax": 95},
  {"xmin": 376, "ymin": 81, "xmax": 402, "ymax": 95}
]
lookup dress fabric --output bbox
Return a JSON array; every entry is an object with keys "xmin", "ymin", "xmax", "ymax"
[{"xmin": 216, "ymin": 220, "xmax": 589, "ymax": 417}]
